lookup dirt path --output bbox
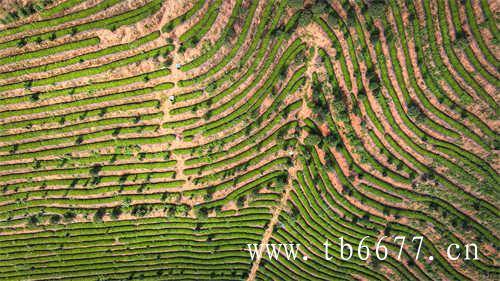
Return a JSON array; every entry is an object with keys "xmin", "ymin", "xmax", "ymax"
[{"xmin": 246, "ymin": 170, "xmax": 295, "ymax": 281}]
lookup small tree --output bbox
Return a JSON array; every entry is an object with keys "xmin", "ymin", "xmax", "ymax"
[
  {"xmin": 111, "ymin": 206, "xmax": 122, "ymax": 220},
  {"xmin": 93, "ymin": 208, "xmax": 106, "ymax": 222},
  {"xmin": 288, "ymin": 0, "xmax": 304, "ymax": 9},
  {"xmin": 63, "ymin": 211, "xmax": 76, "ymax": 222},
  {"xmin": 17, "ymin": 37, "xmax": 27, "ymax": 48},
  {"xmin": 50, "ymin": 214, "xmax": 62, "ymax": 224},
  {"xmin": 407, "ymin": 99, "xmax": 425, "ymax": 123},
  {"xmin": 28, "ymin": 215, "xmax": 40, "ymax": 226},
  {"xmin": 311, "ymin": 2, "xmax": 327, "ymax": 16},
  {"xmin": 298, "ymin": 10, "xmax": 313, "ymax": 27},
  {"xmin": 365, "ymin": 0, "xmax": 387, "ymax": 19},
  {"xmin": 304, "ymin": 134, "xmax": 322, "ymax": 146}
]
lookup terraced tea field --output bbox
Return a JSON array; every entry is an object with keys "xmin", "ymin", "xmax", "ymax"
[{"xmin": 0, "ymin": 0, "xmax": 498, "ymax": 280}]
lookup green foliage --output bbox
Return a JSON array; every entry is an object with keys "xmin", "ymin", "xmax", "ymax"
[
  {"xmin": 288, "ymin": 0, "xmax": 304, "ymax": 9},
  {"xmin": 304, "ymin": 133, "xmax": 322, "ymax": 146},
  {"xmin": 298, "ymin": 10, "xmax": 313, "ymax": 27},
  {"xmin": 364, "ymin": 0, "xmax": 387, "ymax": 18}
]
